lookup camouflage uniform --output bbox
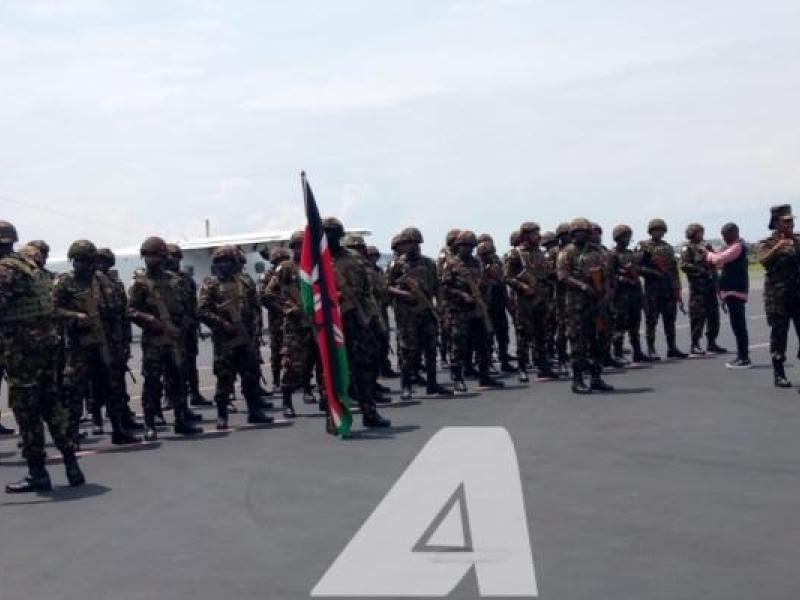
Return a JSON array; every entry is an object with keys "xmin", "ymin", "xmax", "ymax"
[
  {"xmin": 261, "ymin": 240, "xmax": 319, "ymax": 417},
  {"xmin": 503, "ymin": 222, "xmax": 557, "ymax": 381},
  {"xmin": 96, "ymin": 248, "xmax": 138, "ymax": 428},
  {"xmin": 639, "ymin": 219, "xmax": 685, "ymax": 358},
  {"xmin": 165, "ymin": 245, "xmax": 208, "ymax": 406},
  {"xmin": 553, "ymin": 223, "xmax": 572, "ymax": 370},
  {"xmin": 556, "ymin": 218, "xmax": 614, "ymax": 393},
  {"xmin": 54, "ymin": 246, "xmax": 136, "ymax": 445},
  {"xmin": 387, "ymin": 231, "xmax": 445, "ymax": 396},
  {"xmin": 0, "ymin": 224, "xmax": 83, "ymax": 492},
  {"xmin": 260, "ymin": 249, "xmax": 289, "ymax": 392},
  {"xmin": 680, "ymin": 227, "xmax": 721, "ymax": 351},
  {"xmin": 758, "ymin": 206, "xmax": 800, "ymax": 386},
  {"xmin": 478, "ymin": 241, "xmax": 513, "ymax": 371},
  {"xmin": 198, "ymin": 246, "xmax": 272, "ymax": 428},
  {"xmin": 324, "ymin": 218, "xmax": 389, "ymax": 427},
  {"xmin": 609, "ymin": 226, "xmax": 646, "ymax": 361},
  {"xmin": 440, "ymin": 231, "xmax": 503, "ymax": 389},
  {"xmin": 128, "ymin": 237, "xmax": 201, "ymax": 439},
  {"xmin": 437, "ymin": 229, "xmax": 461, "ymax": 366},
  {"xmin": 541, "ymin": 233, "xmax": 560, "ymax": 362}
]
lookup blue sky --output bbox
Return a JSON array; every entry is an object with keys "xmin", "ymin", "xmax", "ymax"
[{"xmin": 1, "ymin": 0, "xmax": 799, "ymax": 255}]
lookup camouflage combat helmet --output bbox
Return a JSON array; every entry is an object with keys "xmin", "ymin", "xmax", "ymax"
[
  {"xmin": 140, "ymin": 236, "xmax": 168, "ymax": 257},
  {"xmin": 269, "ymin": 247, "xmax": 291, "ymax": 264},
  {"xmin": 445, "ymin": 228, "xmax": 462, "ymax": 247},
  {"xmin": 166, "ymin": 243, "xmax": 183, "ymax": 259},
  {"xmin": 612, "ymin": 224, "xmax": 632, "ymax": 241},
  {"xmin": 685, "ymin": 223, "xmax": 704, "ymax": 239},
  {"xmin": 211, "ymin": 245, "xmax": 239, "ymax": 263},
  {"xmin": 519, "ymin": 221, "xmax": 540, "ymax": 234},
  {"xmin": 455, "ymin": 230, "xmax": 478, "ymax": 247},
  {"xmin": 591, "ymin": 222, "xmax": 602, "ymax": 233},
  {"xmin": 569, "ymin": 218, "xmax": 592, "ymax": 233},
  {"xmin": 399, "ymin": 227, "xmax": 424, "ymax": 244},
  {"xmin": 366, "ymin": 245, "xmax": 380, "ymax": 259},
  {"xmin": 390, "ymin": 235, "xmax": 401, "ymax": 251},
  {"xmin": 0, "ymin": 220, "xmax": 18, "ymax": 245},
  {"xmin": 67, "ymin": 239, "xmax": 97, "ymax": 260},
  {"xmin": 540, "ymin": 232, "xmax": 557, "ymax": 247},
  {"xmin": 509, "ymin": 230, "xmax": 521, "ymax": 247},
  {"xmin": 96, "ymin": 247, "xmax": 116, "ymax": 266},
  {"xmin": 647, "ymin": 218, "xmax": 668, "ymax": 233},
  {"xmin": 28, "ymin": 239, "xmax": 50, "ymax": 255},
  {"xmin": 555, "ymin": 222, "xmax": 570, "ymax": 238},
  {"xmin": 477, "ymin": 233, "xmax": 494, "ymax": 244},
  {"xmin": 345, "ymin": 234, "xmax": 366, "ymax": 249},
  {"xmin": 321, "ymin": 217, "xmax": 344, "ymax": 237},
  {"xmin": 477, "ymin": 240, "xmax": 496, "ymax": 256},
  {"xmin": 289, "ymin": 230, "xmax": 304, "ymax": 248}
]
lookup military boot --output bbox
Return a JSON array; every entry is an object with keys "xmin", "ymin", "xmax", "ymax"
[
  {"xmin": 400, "ymin": 374, "xmax": 413, "ymax": 401},
  {"xmin": 613, "ymin": 338, "xmax": 625, "ymax": 360},
  {"xmin": 707, "ymin": 339, "xmax": 728, "ymax": 354},
  {"xmin": 589, "ymin": 364, "xmax": 615, "ymax": 392},
  {"xmin": 110, "ymin": 414, "xmax": 141, "ymax": 445},
  {"xmin": 190, "ymin": 393, "xmax": 213, "ymax": 407},
  {"xmin": 91, "ymin": 404, "xmax": 104, "ymax": 435},
  {"xmin": 478, "ymin": 367, "xmax": 505, "ymax": 389},
  {"xmin": 174, "ymin": 405, "xmax": 203, "ymax": 435},
  {"xmin": 536, "ymin": 360, "xmax": 559, "ymax": 380},
  {"xmin": 646, "ymin": 340, "xmax": 661, "ymax": 361},
  {"xmin": 450, "ymin": 366, "xmax": 467, "ymax": 393},
  {"xmin": 184, "ymin": 406, "xmax": 203, "ymax": 422},
  {"xmin": 362, "ymin": 406, "xmax": 391, "ymax": 428},
  {"xmin": 6, "ymin": 460, "xmax": 52, "ymax": 494},
  {"xmin": 630, "ymin": 337, "xmax": 651, "ymax": 363},
  {"xmin": 215, "ymin": 399, "xmax": 229, "ymax": 430},
  {"xmin": 302, "ymin": 385, "xmax": 316, "ymax": 404},
  {"xmin": 246, "ymin": 398, "xmax": 274, "ymax": 424},
  {"xmin": 571, "ymin": 367, "xmax": 592, "ymax": 395},
  {"xmin": 63, "ymin": 451, "xmax": 86, "ymax": 487},
  {"xmin": 773, "ymin": 357, "xmax": 791, "ymax": 388},
  {"xmin": 426, "ymin": 361, "xmax": 453, "ymax": 396},
  {"xmin": 282, "ymin": 388, "xmax": 297, "ymax": 419},
  {"xmin": 143, "ymin": 404, "xmax": 158, "ymax": 441},
  {"xmin": 666, "ymin": 332, "xmax": 688, "ymax": 359}
]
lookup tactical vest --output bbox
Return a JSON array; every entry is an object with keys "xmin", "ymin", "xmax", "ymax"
[{"xmin": 0, "ymin": 255, "xmax": 54, "ymax": 324}]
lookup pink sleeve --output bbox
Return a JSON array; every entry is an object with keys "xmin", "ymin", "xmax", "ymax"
[{"xmin": 706, "ymin": 241, "xmax": 742, "ymax": 267}]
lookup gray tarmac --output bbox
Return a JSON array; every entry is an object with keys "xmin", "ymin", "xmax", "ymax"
[{"xmin": 2, "ymin": 282, "xmax": 800, "ymax": 599}]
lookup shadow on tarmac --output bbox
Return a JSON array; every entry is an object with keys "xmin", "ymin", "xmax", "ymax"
[{"xmin": 0, "ymin": 483, "xmax": 111, "ymax": 507}]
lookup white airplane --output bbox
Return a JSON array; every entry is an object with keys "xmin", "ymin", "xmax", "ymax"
[{"xmin": 48, "ymin": 228, "xmax": 372, "ymax": 285}]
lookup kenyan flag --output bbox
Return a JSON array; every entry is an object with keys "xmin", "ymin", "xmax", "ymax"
[{"xmin": 299, "ymin": 172, "xmax": 353, "ymax": 438}]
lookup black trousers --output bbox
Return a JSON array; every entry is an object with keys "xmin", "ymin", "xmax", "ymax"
[{"xmin": 724, "ymin": 297, "xmax": 749, "ymax": 361}]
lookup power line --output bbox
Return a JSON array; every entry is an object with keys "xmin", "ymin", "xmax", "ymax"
[{"xmin": 0, "ymin": 194, "xmax": 131, "ymax": 234}]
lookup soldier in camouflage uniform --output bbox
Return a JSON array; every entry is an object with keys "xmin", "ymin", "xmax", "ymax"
[
  {"xmin": 609, "ymin": 225, "xmax": 650, "ymax": 363},
  {"xmin": 128, "ymin": 237, "xmax": 203, "ymax": 441},
  {"xmin": 165, "ymin": 244, "xmax": 212, "ymax": 408},
  {"xmin": 95, "ymin": 247, "xmax": 142, "ymax": 431},
  {"xmin": 504, "ymin": 222, "xmax": 559, "ymax": 382},
  {"xmin": 366, "ymin": 244, "xmax": 400, "ymax": 378},
  {"xmin": 758, "ymin": 204, "xmax": 800, "ymax": 388},
  {"xmin": 437, "ymin": 229, "xmax": 461, "ymax": 368},
  {"xmin": 541, "ymin": 231, "xmax": 559, "ymax": 365},
  {"xmin": 261, "ymin": 232, "xmax": 320, "ymax": 418},
  {"xmin": 591, "ymin": 222, "xmax": 626, "ymax": 368},
  {"xmin": 639, "ymin": 218, "xmax": 688, "ymax": 360},
  {"xmin": 556, "ymin": 218, "xmax": 614, "ymax": 394},
  {"xmin": 477, "ymin": 236, "xmax": 514, "ymax": 373},
  {"xmin": 259, "ymin": 246, "xmax": 290, "ymax": 395},
  {"xmin": 554, "ymin": 222, "xmax": 572, "ymax": 374},
  {"xmin": 680, "ymin": 224, "xmax": 726, "ymax": 355},
  {"xmin": 54, "ymin": 240, "xmax": 140, "ymax": 446},
  {"xmin": 441, "ymin": 230, "xmax": 504, "ymax": 391},
  {"xmin": 0, "ymin": 220, "xmax": 85, "ymax": 493},
  {"xmin": 322, "ymin": 217, "xmax": 390, "ymax": 428},
  {"xmin": 345, "ymin": 234, "xmax": 392, "ymax": 402},
  {"xmin": 198, "ymin": 245, "xmax": 273, "ymax": 429},
  {"xmin": 387, "ymin": 227, "xmax": 452, "ymax": 400}
]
